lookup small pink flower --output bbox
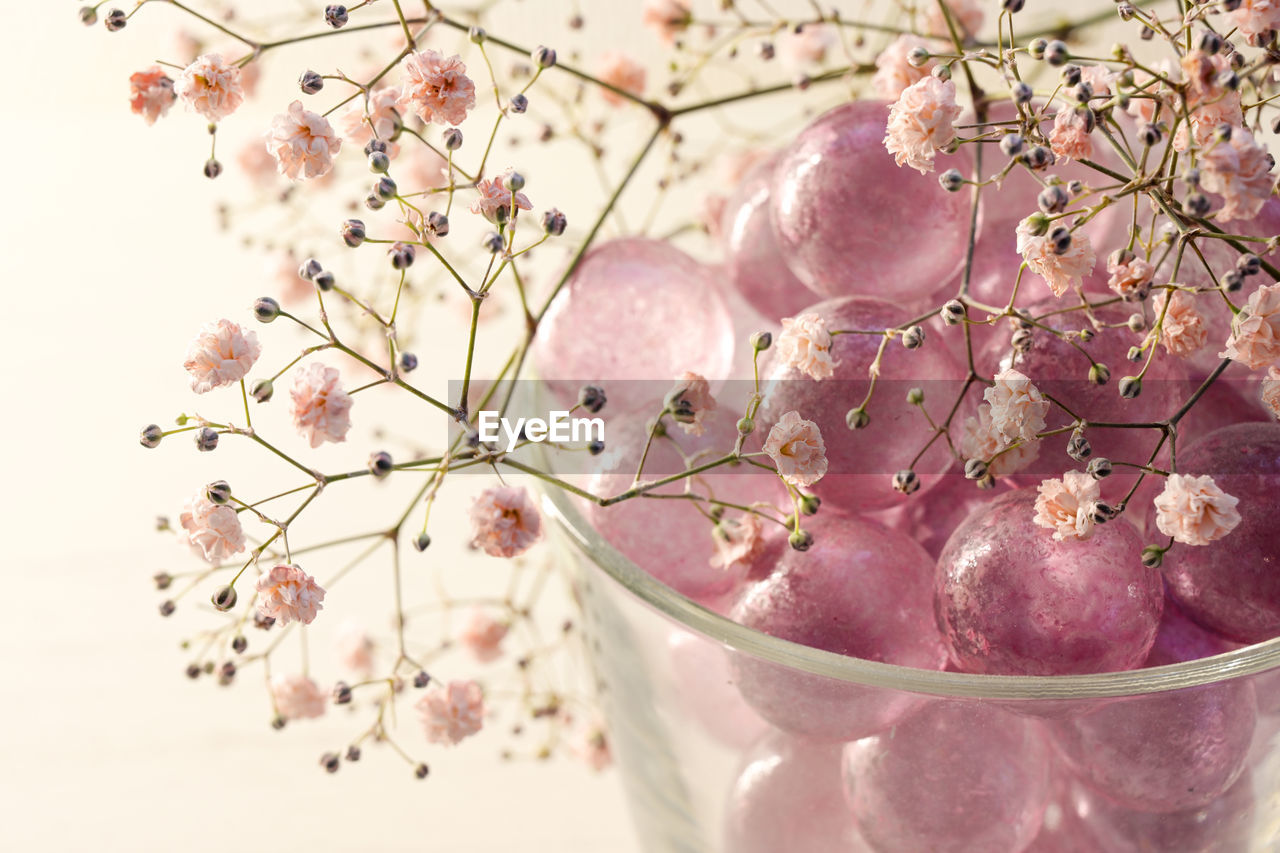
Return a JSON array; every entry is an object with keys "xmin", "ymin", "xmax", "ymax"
[
  {"xmin": 458, "ymin": 610, "xmax": 509, "ymax": 663},
  {"xmin": 266, "ymin": 100, "xmax": 341, "ymax": 181},
  {"xmin": 1175, "ymin": 99, "xmax": 1245, "ymax": 153},
  {"xmin": 184, "ymin": 319, "xmax": 261, "ymax": 394},
  {"xmin": 958, "ymin": 406, "xmax": 1039, "ymax": 478},
  {"xmin": 763, "ymin": 411, "xmax": 828, "ymax": 488},
  {"xmin": 339, "ymin": 87, "xmax": 402, "ymax": 155},
  {"xmin": 1080, "ymin": 65, "xmax": 1117, "ymax": 98},
  {"xmin": 175, "ymin": 53, "xmax": 244, "ymax": 122},
  {"xmin": 1222, "ymin": 283, "xmax": 1280, "ymax": 370},
  {"xmin": 1033, "ymin": 470, "xmax": 1100, "ymax": 542},
  {"xmin": 777, "ymin": 312, "xmax": 836, "ymax": 380},
  {"xmin": 1182, "ymin": 50, "xmax": 1233, "ymax": 110},
  {"xmin": 1228, "ymin": 0, "xmax": 1280, "ymax": 40},
  {"xmin": 666, "ymin": 372, "xmax": 717, "ymax": 435},
  {"xmin": 1106, "ymin": 253, "xmax": 1156, "ymax": 301},
  {"xmin": 290, "ymin": 363, "xmax": 353, "ymax": 447},
  {"xmin": 469, "ymin": 169, "xmax": 532, "ymax": 224},
  {"xmin": 1126, "ymin": 67, "xmax": 1173, "ymax": 124},
  {"xmin": 984, "ymin": 368, "xmax": 1048, "ymax": 445},
  {"xmin": 470, "ymin": 485, "xmax": 543, "ymax": 558},
  {"xmin": 398, "ymin": 50, "xmax": 476, "ymax": 126},
  {"xmin": 129, "ymin": 67, "xmax": 177, "ymax": 125},
  {"xmin": 1152, "ymin": 290, "xmax": 1207, "ymax": 359},
  {"xmin": 710, "ymin": 513, "xmax": 765, "ymax": 571},
  {"xmin": 1047, "ymin": 107, "xmax": 1094, "ymax": 163},
  {"xmin": 597, "ymin": 52, "xmax": 647, "ymax": 106},
  {"xmin": 1153, "ymin": 473, "xmax": 1241, "ymax": 546},
  {"xmin": 417, "ymin": 680, "xmax": 484, "ymax": 745},
  {"xmin": 1016, "ymin": 218, "xmax": 1096, "ymax": 298},
  {"xmin": 782, "ymin": 23, "xmax": 838, "ymax": 67},
  {"xmin": 872, "ymin": 35, "xmax": 934, "ymax": 100},
  {"xmin": 255, "ymin": 564, "xmax": 326, "ymax": 626},
  {"xmin": 1261, "ymin": 367, "xmax": 1280, "ymax": 419},
  {"xmin": 642, "ymin": 0, "xmax": 691, "ymax": 44},
  {"xmin": 926, "ymin": 0, "xmax": 984, "ymax": 39},
  {"xmin": 179, "ymin": 495, "xmax": 246, "ymax": 563},
  {"xmin": 568, "ymin": 715, "xmax": 612, "ymax": 771},
  {"xmin": 1200, "ymin": 126, "xmax": 1276, "ymax": 222},
  {"xmin": 335, "ymin": 622, "xmax": 375, "ymax": 675},
  {"xmin": 270, "ymin": 674, "xmax": 326, "ymax": 720},
  {"xmin": 884, "ymin": 76, "xmax": 961, "ymax": 174}
]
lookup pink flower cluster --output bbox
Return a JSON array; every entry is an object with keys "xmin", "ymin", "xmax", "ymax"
[
  {"xmin": 398, "ymin": 50, "xmax": 476, "ymax": 127},
  {"xmin": 255, "ymin": 564, "xmax": 326, "ymax": 626},
  {"xmin": 597, "ymin": 52, "xmax": 647, "ymax": 106},
  {"xmin": 458, "ymin": 610, "xmax": 509, "ymax": 663},
  {"xmin": 417, "ymin": 680, "xmax": 485, "ymax": 745},
  {"xmin": 266, "ymin": 101, "xmax": 341, "ymax": 181},
  {"xmin": 777, "ymin": 312, "xmax": 836, "ymax": 380},
  {"xmin": 1016, "ymin": 219, "xmax": 1096, "ymax": 298},
  {"xmin": 710, "ymin": 513, "xmax": 765, "ymax": 571},
  {"xmin": 884, "ymin": 76, "xmax": 961, "ymax": 174},
  {"xmin": 1153, "ymin": 474, "xmax": 1241, "ymax": 547},
  {"xmin": 1033, "ymin": 471, "xmax": 1100, "ymax": 542},
  {"xmin": 290, "ymin": 363, "xmax": 353, "ymax": 447},
  {"xmin": 129, "ymin": 67, "xmax": 176, "ymax": 125},
  {"xmin": 175, "ymin": 54, "xmax": 244, "ymax": 122},
  {"xmin": 469, "ymin": 485, "xmax": 543, "ymax": 558},
  {"xmin": 469, "ymin": 170, "xmax": 533, "ymax": 224},
  {"xmin": 184, "ymin": 319, "xmax": 261, "ymax": 394},
  {"xmin": 667, "ymin": 371, "xmax": 717, "ymax": 436},
  {"xmin": 179, "ymin": 494, "xmax": 246, "ymax": 563},
  {"xmin": 270, "ymin": 674, "xmax": 327, "ymax": 720},
  {"xmin": 763, "ymin": 411, "xmax": 827, "ymax": 487}
]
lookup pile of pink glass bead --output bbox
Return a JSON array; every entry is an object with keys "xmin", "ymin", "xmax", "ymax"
[{"xmin": 540, "ymin": 97, "xmax": 1280, "ymax": 851}]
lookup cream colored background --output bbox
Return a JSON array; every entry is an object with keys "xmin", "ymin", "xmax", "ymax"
[{"xmin": 0, "ymin": 2, "xmax": 663, "ymax": 850}]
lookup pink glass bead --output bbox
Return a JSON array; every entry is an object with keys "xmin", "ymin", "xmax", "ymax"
[
  {"xmin": 843, "ymin": 700, "xmax": 1052, "ymax": 853},
  {"xmin": 1144, "ymin": 594, "xmax": 1241, "ymax": 668},
  {"xmin": 534, "ymin": 238, "xmax": 736, "ymax": 413},
  {"xmin": 1069, "ymin": 770, "xmax": 1255, "ymax": 851},
  {"xmin": 730, "ymin": 514, "xmax": 947, "ymax": 740},
  {"xmin": 724, "ymin": 731, "xmax": 870, "ymax": 853},
  {"xmin": 936, "ymin": 489, "xmax": 1163, "ymax": 675},
  {"xmin": 770, "ymin": 101, "xmax": 972, "ymax": 303},
  {"xmin": 1047, "ymin": 679, "xmax": 1256, "ymax": 813},
  {"xmin": 1022, "ymin": 776, "xmax": 1109, "ymax": 853},
  {"xmin": 1155, "ymin": 422, "xmax": 1280, "ymax": 644},
  {"xmin": 758, "ymin": 295, "xmax": 964, "ymax": 513},
  {"xmin": 584, "ymin": 417, "xmax": 784, "ymax": 605},
  {"xmin": 981, "ymin": 302, "xmax": 1192, "ymax": 488},
  {"xmin": 665, "ymin": 629, "xmax": 768, "ymax": 750},
  {"xmin": 721, "ymin": 153, "xmax": 819, "ymax": 322}
]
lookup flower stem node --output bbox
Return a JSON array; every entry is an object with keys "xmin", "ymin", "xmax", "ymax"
[
  {"xmin": 788, "ymin": 529, "xmax": 814, "ymax": 551},
  {"xmin": 893, "ymin": 469, "xmax": 921, "ymax": 494},
  {"xmin": 195, "ymin": 428, "xmax": 219, "ymax": 452},
  {"xmin": 369, "ymin": 451, "xmax": 394, "ymax": 478},
  {"xmin": 140, "ymin": 424, "xmax": 164, "ymax": 448},
  {"xmin": 1119, "ymin": 376, "xmax": 1143, "ymax": 399},
  {"xmin": 206, "ymin": 480, "xmax": 232, "ymax": 505},
  {"xmin": 211, "ymin": 585, "xmax": 238, "ymax": 611},
  {"xmin": 324, "ymin": 5, "xmax": 348, "ymax": 28}
]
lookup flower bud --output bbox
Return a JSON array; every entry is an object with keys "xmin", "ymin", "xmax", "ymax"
[
  {"xmin": 1141, "ymin": 544, "xmax": 1164, "ymax": 568},
  {"xmin": 483, "ymin": 232, "xmax": 504, "ymax": 253},
  {"xmin": 271, "ymin": 715, "xmax": 286, "ymax": 730},
  {"xmin": 1067, "ymin": 432, "xmax": 1092, "ymax": 461},
  {"xmin": 186, "ymin": 663, "xmax": 200, "ymax": 679},
  {"xmin": 788, "ymin": 529, "xmax": 814, "ymax": 551},
  {"xmin": 509, "ymin": 93, "xmax": 529, "ymax": 114},
  {"xmin": 154, "ymin": 571, "xmax": 173, "ymax": 590},
  {"xmin": 541, "ymin": 208, "xmax": 567, "ymax": 236},
  {"xmin": 1079, "ymin": 328, "xmax": 1095, "ymax": 342},
  {"xmin": 1117, "ymin": 2, "xmax": 1136, "ymax": 20},
  {"xmin": 1021, "ymin": 212, "xmax": 1051, "ymax": 237},
  {"xmin": 105, "ymin": 9, "xmax": 127, "ymax": 31},
  {"xmin": 413, "ymin": 670, "xmax": 431, "ymax": 688},
  {"xmin": 964, "ymin": 459, "xmax": 989, "ymax": 480},
  {"xmin": 251, "ymin": 379, "xmax": 274, "ymax": 403},
  {"xmin": 368, "ymin": 150, "xmax": 391, "ymax": 173},
  {"xmin": 203, "ymin": 159, "xmax": 223, "ymax": 179},
  {"xmin": 1223, "ymin": 270, "xmax": 1245, "ymax": 292},
  {"xmin": 1186, "ymin": 192, "xmax": 1211, "ymax": 217},
  {"xmin": 846, "ymin": 408, "xmax": 870, "ymax": 430},
  {"xmin": 1087, "ymin": 457, "xmax": 1113, "ymax": 479},
  {"xmin": 1024, "ymin": 145, "xmax": 1054, "ymax": 170},
  {"xmin": 374, "ymin": 176, "xmax": 397, "ymax": 200},
  {"xmin": 1044, "ymin": 40, "xmax": 1069, "ymax": 65},
  {"xmin": 1038, "ymin": 185, "xmax": 1070, "ymax": 214},
  {"xmin": 159, "ymin": 600, "xmax": 176, "ymax": 617},
  {"xmin": 1126, "ymin": 345, "xmax": 1144, "ymax": 363},
  {"xmin": 253, "ymin": 296, "xmax": 281, "ymax": 323},
  {"xmin": 1090, "ymin": 501, "xmax": 1117, "ymax": 524},
  {"xmin": 321, "ymin": 752, "xmax": 341, "ymax": 773},
  {"xmin": 901, "ymin": 325, "xmax": 925, "ymax": 349},
  {"xmin": 298, "ymin": 257, "xmax": 323, "ymax": 281},
  {"xmin": 1000, "ymin": 133, "xmax": 1024, "ymax": 157},
  {"xmin": 1061, "ymin": 64, "xmax": 1082, "ymax": 87},
  {"xmin": 1011, "ymin": 328, "xmax": 1034, "ymax": 353},
  {"xmin": 1003, "ymin": 0, "xmax": 1025, "ymax": 11},
  {"xmin": 369, "ymin": 451, "xmax": 393, "ymax": 478},
  {"xmin": 195, "ymin": 428, "xmax": 219, "ymax": 452},
  {"xmin": 325, "ymin": 5, "xmax": 348, "ymax": 28},
  {"xmin": 907, "ymin": 45, "xmax": 931, "ymax": 67},
  {"xmin": 1048, "ymin": 226, "xmax": 1073, "ymax": 255},
  {"xmin": 346, "ymin": 745, "xmax": 361, "ymax": 762},
  {"xmin": 533, "ymin": 46, "xmax": 558, "ymax": 68},
  {"xmin": 79, "ymin": 6, "xmax": 98, "ymax": 25},
  {"xmin": 1012, "ymin": 81, "xmax": 1033, "ymax": 104},
  {"xmin": 313, "ymin": 269, "xmax": 335, "ymax": 291},
  {"xmin": 211, "ymin": 585, "xmax": 238, "ymax": 611},
  {"xmin": 389, "ymin": 242, "xmax": 416, "ymax": 270},
  {"xmin": 1089, "ymin": 363, "xmax": 1110, "ymax": 385},
  {"xmin": 939, "ymin": 169, "xmax": 965, "ymax": 192},
  {"xmin": 333, "ymin": 682, "xmax": 354, "ymax": 705},
  {"xmin": 505, "ymin": 171, "xmax": 526, "ymax": 192},
  {"xmin": 893, "ymin": 469, "xmax": 921, "ymax": 494},
  {"xmin": 413, "ymin": 212, "xmax": 446, "ymax": 241},
  {"xmin": 443, "ymin": 127, "xmax": 463, "ymax": 150},
  {"xmin": 206, "ymin": 480, "xmax": 232, "ymax": 505},
  {"xmin": 588, "ymin": 439, "xmax": 605, "ymax": 455},
  {"xmin": 737, "ymin": 417, "xmax": 755, "ymax": 436},
  {"xmin": 140, "ymin": 424, "xmax": 164, "ymax": 448},
  {"xmin": 339, "ymin": 219, "xmax": 366, "ymax": 249},
  {"xmin": 798, "ymin": 494, "xmax": 821, "ymax": 516},
  {"xmin": 1237, "ymin": 253, "xmax": 1262, "ymax": 276},
  {"xmin": 942, "ymin": 299, "xmax": 965, "ymax": 325},
  {"xmin": 299, "ymin": 70, "xmax": 324, "ymax": 95},
  {"xmin": 469, "ymin": 25, "xmax": 486, "ymax": 43},
  {"xmin": 906, "ymin": 387, "xmax": 925, "ymax": 405},
  {"xmin": 412, "ymin": 532, "xmax": 432, "ymax": 552},
  {"xmin": 579, "ymin": 385, "xmax": 607, "ymax": 413},
  {"xmin": 750, "ymin": 330, "xmax": 773, "ymax": 352},
  {"xmin": 414, "ymin": 763, "xmax": 431, "ymax": 779},
  {"xmin": 398, "ymin": 352, "xmax": 418, "ymax": 373},
  {"xmin": 1119, "ymin": 375, "xmax": 1142, "ymax": 399}
]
